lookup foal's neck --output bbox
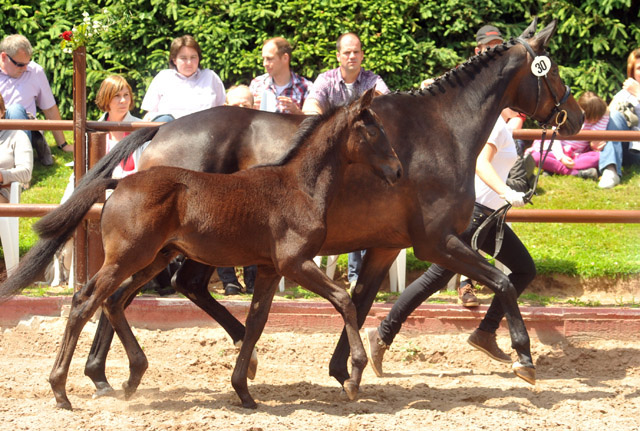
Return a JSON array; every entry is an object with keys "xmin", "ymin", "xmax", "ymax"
[{"xmin": 288, "ymin": 114, "xmax": 351, "ymax": 206}]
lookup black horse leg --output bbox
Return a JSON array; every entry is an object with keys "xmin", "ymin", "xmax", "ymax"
[
  {"xmin": 84, "ymin": 290, "xmax": 136, "ymax": 397},
  {"xmin": 172, "ymin": 260, "xmax": 257, "ymax": 378},
  {"xmin": 417, "ymin": 234, "xmax": 534, "ymax": 381},
  {"xmin": 172, "ymin": 260, "xmax": 246, "ymax": 344},
  {"xmin": 329, "ymin": 247, "xmax": 400, "ymax": 385}
]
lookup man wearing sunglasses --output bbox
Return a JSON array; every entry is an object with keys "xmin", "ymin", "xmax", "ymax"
[{"xmin": 0, "ymin": 34, "xmax": 72, "ymax": 166}]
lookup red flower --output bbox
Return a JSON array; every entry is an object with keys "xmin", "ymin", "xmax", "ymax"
[{"xmin": 60, "ymin": 31, "xmax": 73, "ymax": 41}]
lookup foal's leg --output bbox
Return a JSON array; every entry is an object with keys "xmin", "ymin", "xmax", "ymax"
[
  {"xmin": 231, "ymin": 265, "xmax": 281, "ymax": 409},
  {"xmin": 282, "ymin": 259, "xmax": 368, "ymax": 400},
  {"xmin": 101, "ymin": 256, "xmax": 173, "ymax": 399},
  {"xmin": 49, "ymin": 265, "xmax": 128, "ymax": 410},
  {"xmin": 85, "ymin": 259, "xmax": 251, "ymax": 397},
  {"xmin": 84, "ymin": 287, "xmax": 137, "ymax": 398}
]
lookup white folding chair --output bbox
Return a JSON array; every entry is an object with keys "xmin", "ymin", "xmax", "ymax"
[
  {"xmin": 388, "ymin": 248, "xmax": 407, "ymax": 292},
  {"xmin": 0, "ymin": 182, "xmax": 22, "ymax": 276}
]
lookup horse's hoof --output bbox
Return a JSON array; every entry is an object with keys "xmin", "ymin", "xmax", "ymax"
[
  {"xmin": 122, "ymin": 382, "xmax": 138, "ymax": 400},
  {"xmin": 343, "ymin": 380, "xmax": 359, "ymax": 401},
  {"xmin": 513, "ymin": 362, "xmax": 536, "ymax": 385},
  {"xmin": 241, "ymin": 398, "xmax": 258, "ymax": 409},
  {"xmin": 92, "ymin": 385, "xmax": 116, "ymax": 399}
]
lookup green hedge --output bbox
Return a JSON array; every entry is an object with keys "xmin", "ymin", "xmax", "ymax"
[{"xmin": 1, "ymin": 0, "xmax": 639, "ymax": 120}]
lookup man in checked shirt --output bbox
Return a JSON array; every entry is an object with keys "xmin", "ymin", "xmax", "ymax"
[{"xmin": 249, "ymin": 37, "xmax": 312, "ymax": 114}]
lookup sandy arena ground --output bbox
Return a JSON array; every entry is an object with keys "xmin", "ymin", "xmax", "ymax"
[{"xmin": 1, "ymin": 315, "xmax": 640, "ymax": 431}]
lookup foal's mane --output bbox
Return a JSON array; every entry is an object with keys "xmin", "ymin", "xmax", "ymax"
[{"xmin": 253, "ymin": 103, "xmax": 347, "ymax": 169}]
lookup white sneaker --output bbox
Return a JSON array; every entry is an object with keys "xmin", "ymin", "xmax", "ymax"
[{"xmin": 598, "ymin": 167, "xmax": 620, "ymax": 189}]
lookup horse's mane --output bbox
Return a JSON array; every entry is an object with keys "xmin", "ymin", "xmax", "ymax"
[
  {"xmin": 398, "ymin": 38, "xmax": 518, "ymax": 98},
  {"xmin": 253, "ymin": 103, "xmax": 345, "ymax": 168}
]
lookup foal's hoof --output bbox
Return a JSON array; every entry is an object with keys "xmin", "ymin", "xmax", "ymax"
[
  {"xmin": 512, "ymin": 362, "xmax": 536, "ymax": 385},
  {"xmin": 55, "ymin": 399, "xmax": 73, "ymax": 410},
  {"xmin": 343, "ymin": 379, "xmax": 359, "ymax": 401}
]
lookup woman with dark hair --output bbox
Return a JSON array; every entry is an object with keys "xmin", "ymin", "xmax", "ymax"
[{"xmin": 141, "ymin": 35, "xmax": 225, "ymax": 122}]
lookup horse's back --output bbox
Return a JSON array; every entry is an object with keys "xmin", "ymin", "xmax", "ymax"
[{"xmin": 138, "ymin": 106, "xmax": 304, "ymax": 173}]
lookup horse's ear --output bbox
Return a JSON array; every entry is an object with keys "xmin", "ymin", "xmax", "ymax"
[
  {"xmin": 519, "ymin": 17, "xmax": 539, "ymax": 40},
  {"xmin": 529, "ymin": 20, "xmax": 558, "ymax": 51}
]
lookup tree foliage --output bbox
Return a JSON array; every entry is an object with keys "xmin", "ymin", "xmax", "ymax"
[{"xmin": 1, "ymin": 0, "xmax": 639, "ymax": 119}]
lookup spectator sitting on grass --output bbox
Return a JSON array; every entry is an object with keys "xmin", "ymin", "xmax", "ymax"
[
  {"xmin": 528, "ymin": 91, "xmax": 608, "ymax": 180},
  {"xmin": 597, "ymin": 48, "xmax": 640, "ymax": 189}
]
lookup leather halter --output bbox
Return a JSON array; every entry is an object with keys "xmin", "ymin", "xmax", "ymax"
[{"xmin": 516, "ymin": 37, "xmax": 571, "ymax": 127}]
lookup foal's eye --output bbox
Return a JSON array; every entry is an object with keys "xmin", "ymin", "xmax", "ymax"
[{"xmin": 365, "ymin": 125, "xmax": 379, "ymax": 138}]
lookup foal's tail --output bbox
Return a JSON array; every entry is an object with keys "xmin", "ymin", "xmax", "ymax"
[
  {"xmin": 0, "ymin": 178, "xmax": 119, "ymax": 301},
  {"xmin": 0, "ymin": 125, "xmax": 158, "ymax": 301}
]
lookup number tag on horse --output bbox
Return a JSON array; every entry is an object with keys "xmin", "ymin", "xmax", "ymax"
[{"xmin": 531, "ymin": 56, "xmax": 551, "ymax": 77}]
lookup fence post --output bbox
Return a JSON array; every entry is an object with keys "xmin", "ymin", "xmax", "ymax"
[
  {"xmin": 87, "ymin": 133, "xmax": 106, "ymax": 279},
  {"xmin": 72, "ymin": 46, "xmax": 87, "ymax": 291}
]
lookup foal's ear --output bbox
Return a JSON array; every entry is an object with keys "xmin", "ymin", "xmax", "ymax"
[
  {"xmin": 528, "ymin": 19, "xmax": 558, "ymax": 51},
  {"xmin": 354, "ymin": 88, "xmax": 376, "ymax": 112}
]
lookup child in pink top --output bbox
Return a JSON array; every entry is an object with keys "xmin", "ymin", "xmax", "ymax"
[{"xmin": 528, "ymin": 91, "xmax": 608, "ymax": 179}]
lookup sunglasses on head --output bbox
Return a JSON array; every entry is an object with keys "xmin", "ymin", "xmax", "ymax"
[{"xmin": 6, "ymin": 54, "xmax": 28, "ymax": 68}]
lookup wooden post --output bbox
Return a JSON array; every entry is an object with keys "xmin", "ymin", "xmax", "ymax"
[
  {"xmin": 87, "ymin": 133, "xmax": 106, "ymax": 278},
  {"xmin": 72, "ymin": 46, "xmax": 87, "ymax": 291}
]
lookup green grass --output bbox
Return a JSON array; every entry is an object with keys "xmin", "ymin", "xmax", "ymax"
[
  {"xmin": 518, "ymin": 292, "xmax": 559, "ymax": 306},
  {"xmin": 512, "ymin": 165, "xmax": 640, "ymax": 278},
  {"xmin": 5, "ymin": 134, "xmax": 639, "ymax": 281},
  {"xmin": 283, "ymin": 286, "xmax": 320, "ymax": 299},
  {"xmin": 565, "ymin": 297, "xmax": 602, "ymax": 307},
  {"xmin": 14, "ymin": 131, "xmax": 75, "ymax": 257},
  {"xmin": 22, "ymin": 285, "xmax": 73, "ymax": 297}
]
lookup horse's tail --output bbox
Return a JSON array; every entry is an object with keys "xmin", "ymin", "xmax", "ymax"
[
  {"xmin": 76, "ymin": 125, "xmax": 159, "ymax": 190},
  {"xmin": 0, "ymin": 178, "xmax": 119, "ymax": 302}
]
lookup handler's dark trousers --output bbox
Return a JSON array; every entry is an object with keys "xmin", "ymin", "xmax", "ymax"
[{"xmin": 378, "ymin": 203, "xmax": 536, "ymax": 346}]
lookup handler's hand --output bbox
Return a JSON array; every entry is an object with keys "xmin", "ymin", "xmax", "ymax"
[{"xmin": 501, "ymin": 187, "xmax": 526, "ymax": 207}]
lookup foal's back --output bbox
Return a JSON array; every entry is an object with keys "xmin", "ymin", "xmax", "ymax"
[{"xmin": 103, "ymin": 165, "xmax": 319, "ymax": 267}]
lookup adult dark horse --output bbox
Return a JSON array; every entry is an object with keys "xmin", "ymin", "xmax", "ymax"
[
  {"xmin": 0, "ymin": 19, "xmax": 583, "ymax": 404},
  {"xmin": 32, "ymin": 90, "xmax": 402, "ymax": 410}
]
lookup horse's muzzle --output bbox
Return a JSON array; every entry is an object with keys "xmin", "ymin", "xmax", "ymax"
[{"xmin": 382, "ymin": 160, "xmax": 403, "ymax": 185}]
